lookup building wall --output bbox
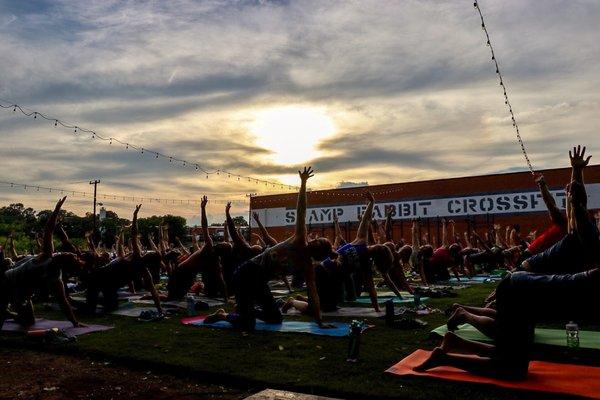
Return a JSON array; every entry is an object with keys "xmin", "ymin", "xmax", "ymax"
[{"xmin": 250, "ymin": 165, "xmax": 600, "ymax": 243}]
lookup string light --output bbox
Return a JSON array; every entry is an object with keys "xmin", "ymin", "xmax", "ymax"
[
  {"xmin": 473, "ymin": 1, "xmax": 535, "ymax": 174},
  {"xmin": 0, "ymin": 179, "xmax": 249, "ymax": 206},
  {"xmin": 0, "ymin": 101, "xmax": 298, "ymax": 191}
]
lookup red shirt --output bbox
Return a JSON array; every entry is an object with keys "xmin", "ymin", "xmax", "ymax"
[{"xmin": 528, "ymin": 223, "xmax": 567, "ymax": 255}]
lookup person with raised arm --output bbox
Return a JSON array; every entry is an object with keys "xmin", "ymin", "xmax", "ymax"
[
  {"xmin": 167, "ymin": 197, "xmax": 227, "ymax": 302},
  {"xmin": 522, "ymin": 146, "xmax": 599, "ymax": 273},
  {"xmin": 1, "ymin": 197, "xmax": 85, "ymax": 329},
  {"xmin": 332, "ymin": 213, "xmax": 347, "ymax": 249},
  {"xmin": 85, "ymin": 205, "xmax": 164, "ymax": 314},
  {"xmin": 205, "ymin": 167, "xmax": 336, "ymax": 330}
]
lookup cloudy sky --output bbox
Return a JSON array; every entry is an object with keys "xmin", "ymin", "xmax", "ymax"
[{"xmin": 0, "ymin": 0, "xmax": 598, "ymax": 224}]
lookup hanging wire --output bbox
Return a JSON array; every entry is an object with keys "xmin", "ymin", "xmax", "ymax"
[{"xmin": 473, "ymin": 1, "xmax": 534, "ymax": 174}]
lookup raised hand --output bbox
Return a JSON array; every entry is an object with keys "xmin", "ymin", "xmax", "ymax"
[
  {"xmin": 201, "ymin": 196, "xmax": 208, "ymax": 209},
  {"xmin": 569, "ymin": 145, "xmax": 592, "ymax": 170},
  {"xmin": 225, "ymin": 201, "xmax": 231, "ymax": 213},
  {"xmin": 534, "ymin": 173, "xmax": 546, "ymax": 186},
  {"xmin": 134, "ymin": 204, "xmax": 142, "ymax": 216},
  {"xmin": 364, "ymin": 191, "xmax": 375, "ymax": 203},
  {"xmin": 54, "ymin": 196, "xmax": 67, "ymax": 212},
  {"xmin": 252, "ymin": 212, "xmax": 260, "ymax": 222},
  {"xmin": 298, "ymin": 166, "xmax": 314, "ymax": 182}
]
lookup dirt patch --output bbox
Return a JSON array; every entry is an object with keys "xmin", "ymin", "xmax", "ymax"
[{"xmin": 0, "ymin": 348, "xmax": 249, "ymax": 400}]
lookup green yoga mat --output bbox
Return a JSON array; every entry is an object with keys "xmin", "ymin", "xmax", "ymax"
[{"xmin": 431, "ymin": 324, "xmax": 600, "ymax": 350}]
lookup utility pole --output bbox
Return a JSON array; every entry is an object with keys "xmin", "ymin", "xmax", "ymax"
[
  {"xmin": 89, "ymin": 180, "xmax": 100, "ymax": 240},
  {"xmin": 246, "ymin": 193, "xmax": 257, "ymax": 241}
]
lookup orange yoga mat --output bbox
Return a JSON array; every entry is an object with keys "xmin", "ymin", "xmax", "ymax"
[{"xmin": 386, "ymin": 350, "xmax": 600, "ymax": 399}]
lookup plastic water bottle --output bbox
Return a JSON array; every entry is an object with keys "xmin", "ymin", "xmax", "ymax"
[
  {"xmin": 186, "ymin": 294, "xmax": 196, "ymax": 316},
  {"xmin": 385, "ymin": 299, "xmax": 395, "ymax": 327},
  {"xmin": 347, "ymin": 320, "xmax": 364, "ymax": 363},
  {"xmin": 566, "ymin": 321, "xmax": 580, "ymax": 349},
  {"xmin": 414, "ymin": 292, "xmax": 421, "ymax": 308}
]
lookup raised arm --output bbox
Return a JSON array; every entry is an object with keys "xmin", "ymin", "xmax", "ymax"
[
  {"xmin": 333, "ymin": 213, "xmax": 343, "ymax": 248},
  {"xmin": 131, "ymin": 204, "xmax": 142, "ymax": 258},
  {"xmin": 534, "ymin": 174, "xmax": 564, "ymax": 224},
  {"xmin": 56, "ymin": 225, "xmax": 78, "ymax": 254},
  {"xmin": 201, "ymin": 196, "xmax": 212, "ymax": 249},
  {"xmin": 147, "ymin": 233, "xmax": 158, "ymax": 252},
  {"xmin": 253, "ymin": 212, "xmax": 277, "ymax": 246},
  {"xmin": 222, "ymin": 221, "xmax": 229, "ymax": 243},
  {"xmin": 226, "ymin": 202, "xmax": 251, "ymax": 249},
  {"xmin": 385, "ymin": 208, "xmax": 394, "ymax": 242},
  {"xmin": 440, "ymin": 218, "xmax": 448, "ymax": 247},
  {"xmin": 355, "ymin": 191, "xmax": 375, "ymax": 242},
  {"xmin": 295, "ymin": 167, "xmax": 314, "ymax": 241},
  {"xmin": 40, "ymin": 196, "xmax": 67, "ymax": 259},
  {"xmin": 176, "ymin": 236, "xmax": 190, "ymax": 256}
]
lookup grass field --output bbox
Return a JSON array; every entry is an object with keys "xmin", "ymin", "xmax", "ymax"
[{"xmin": 0, "ymin": 283, "xmax": 594, "ymax": 400}]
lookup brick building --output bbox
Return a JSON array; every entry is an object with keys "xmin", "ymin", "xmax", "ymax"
[{"xmin": 250, "ymin": 165, "xmax": 600, "ymax": 244}]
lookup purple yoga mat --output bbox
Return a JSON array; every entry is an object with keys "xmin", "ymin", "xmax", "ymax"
[{"xmin": 1, "ymin": 319, "xmax": 113, "ymax": 336}]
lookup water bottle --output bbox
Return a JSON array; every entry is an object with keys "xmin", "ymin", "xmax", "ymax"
[
  {"xmin": 566, "ymin": 321, "xmax": 579, "ymax": 349},
  {"xmin": 347, "ymin": 320, "xmax": 364, "ymax": 363},
  {"xmin": 414, "ymin": 292, "xmax": 421, "ymax": 308},
  {"xmin": 385, "ymin": 299, "xmax": 395, "ymax": 327},
  {"xmin": 186, "ymin": 294, "xmax": 196, "ymax": 316}
]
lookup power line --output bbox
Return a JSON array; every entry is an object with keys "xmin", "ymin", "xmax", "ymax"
[
  {"xmin": 0, "ymin": 179, "xmax": 249, "ymax": 206},
  {"xmin": 473, "ymin": 1, "xmax": 535, "ymax": 174},
  {"xmin": 0, "ymin": 100, "xmax": 299, "ymax": 191}
]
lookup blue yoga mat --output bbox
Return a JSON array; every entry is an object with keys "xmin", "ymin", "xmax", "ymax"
[
  {"xmin": 354, "ymin": 296, "xmax": 429, "ymax": 305},
  {"xmin": 182, "ymin": 316, "xmax": 367, "ymax": 337},
  {"xmin": 447, "ymin": 275, "xmax": 501, "ymax": 283}
]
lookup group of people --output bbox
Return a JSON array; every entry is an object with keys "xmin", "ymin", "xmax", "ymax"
[{"xmin": 1, "ymin": 146, "xmax": 598, "ymax": 380}]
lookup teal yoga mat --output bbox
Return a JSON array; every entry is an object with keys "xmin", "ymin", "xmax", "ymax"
[
  {"xmin": 431, "ymin": 323, "xmax": 600, "ymax": 350},
  {"xmin": 182, "ymin": 316, "xmax": 370, "ymax": 337}
]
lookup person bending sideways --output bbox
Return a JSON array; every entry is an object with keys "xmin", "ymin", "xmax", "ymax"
[
  {"xmin": 415, "ymin": 267, "xmax": 600, "ymax": 380},
  {"xmin": 166, "ymin": 197, "xmax": 227, "ymax": 303},
  {"xmin": 85, "ymin": 205, "xmax": 163, "ymax": 314},
  {"xmin": 205, "ymin": 167, "xmax": 336, "ymax": 330},
  {"xmin": 0, "ymin": 197, "xmax": 84, "ymax": 329},
  {"xmin": 522, "ymin": 146, "xmax": 599, "ymax": 274}
]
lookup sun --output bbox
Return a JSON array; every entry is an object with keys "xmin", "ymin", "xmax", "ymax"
[{"xmin": 248, "ymin": 105, "xmax": 336, "ymax": 165}]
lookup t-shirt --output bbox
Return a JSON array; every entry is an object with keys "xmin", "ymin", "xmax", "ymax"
[
  {"xmin": 4, "ymin": 256, "xmax": 61, "ymax": 289},
  {"xmin": 337, "ymin": 243, "xmax": 368, "ymax": 274}
]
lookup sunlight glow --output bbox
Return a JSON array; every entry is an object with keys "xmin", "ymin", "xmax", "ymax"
[{"xmin": 249, "ymin": 105, "xmax": 336, "ymax": 165}]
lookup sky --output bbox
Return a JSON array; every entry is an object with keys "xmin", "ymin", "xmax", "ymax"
[{"xmin": 0, "ymin": 0, "xmax": 599, "ymax": 225}]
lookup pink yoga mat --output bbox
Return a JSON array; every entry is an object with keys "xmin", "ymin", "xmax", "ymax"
[
  {"xmin": 2, "ymin": 319, "xmax": 113, "ymax": 336},
  {"xmin": 386, "ymin": 349, "xmax": 600, "ymax": 399}
]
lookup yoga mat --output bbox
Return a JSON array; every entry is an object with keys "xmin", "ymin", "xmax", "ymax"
[
  {"xmin": 112, "ymin": 306, "xmax": 157, "ymax": 317},
  {"xmin": 432, "ymin": 324, "xmax": 600, "ymax": 350},
  {"xmin": 133, "ymin": 296, "xmax": 224, "ymax": 309},
  {"xmin": 286, "ymin": 307, "xmax": 384, "ymax": 318},
  {"xmin": 374, "ymin": 291, "xmax": 413, "ymax": 297},
  {"xmin": 354, "ymin": 296, "xmax": 429, "ymax": 305},
  {"xmin": 1, "ymin": 319, "xmax": 113, "ymax": 336},
  {"xmin": 181, "ymin": 316, "xmax": 370, "ymax": 337},
  {"xmin": 447, "ymin": 275, "xmax": 501, "ymax": 284},
  {"xmin": 386, "ymin": 349, "xmax": 600, "ymax": 399}
]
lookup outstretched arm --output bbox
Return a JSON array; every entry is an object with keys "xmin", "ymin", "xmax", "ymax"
[
  {"xmin": 41, "ymin": 197, "xmax": 67, "ymax": 259},
  {"xmin": 56, "ymin": 225, "xmax": 78, "ymax": 254},
  {"xmin": 131, "ymin": 204, "xmax": 142, "ymax": 258},
  {"xmin": 294, "ymin": 167, "xmax": 314, "ymax": 242},
  {"xmin": 147, "ymin": 233, "xmax": 158, "ymax": 252},
  {"xmin": 355, "ymin": 192, "xmax": 375, "ymax": 243},
  {"xmin": 226, "ymin": 202, "xmax": 251, "ymax": 250},
  {"xmin": 201, "ymin": 196, "xmax": 212, "ymax": 249},
  {"xmin": 176, "ymin": 237, "xmax": 190, "ymax": 256},
  {"xmin": 440, "ymin": 219, "xmax": 448, "ymax": 247},
  {"xmin": 53, "ymin": 279, "xmax": 82, "ymax": 327},
  {"xmin": 385, "ymin": 208, "xmax": 394, "ymax": 242},
  {"xmin": 253, "ymin": 212, "xmax": 277, "ymax": 246},
  {"xmin": 535, "ymin": 174, "xmax": 564, "ymax": 224}
]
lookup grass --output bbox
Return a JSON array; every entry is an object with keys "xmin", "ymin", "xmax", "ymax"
[{"xmin": 0, "ymin": 283, "xmax": 592, "ymax": 400}]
